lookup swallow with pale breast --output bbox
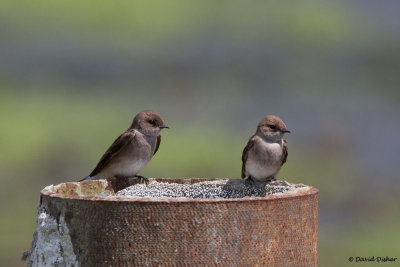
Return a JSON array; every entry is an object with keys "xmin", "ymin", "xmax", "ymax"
[
  {"xmin": 241, "ymin": 115, "xmax": 290, "ymax": 182},
  {"xmin": 79, "ymin": 110, "xmax": 169, "ymax": 185}
]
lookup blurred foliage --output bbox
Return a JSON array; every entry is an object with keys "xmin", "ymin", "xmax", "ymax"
[{"xmin": 1, "ymin": 1, "xmax": 400, "ymax": 266}]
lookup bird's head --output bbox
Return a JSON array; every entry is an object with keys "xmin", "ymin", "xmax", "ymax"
[
  {"xmin": 131, "ymin": 110, "xmax": 169, "ymax": 136},
  {"xmin": 256, "ymin": 115, "xmax": 290, "ymax": 141}
]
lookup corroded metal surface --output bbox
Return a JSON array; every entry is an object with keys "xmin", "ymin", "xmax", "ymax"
[{"xmin": 37, "ymin": 178, "xmax": 318, "ymax": 266}]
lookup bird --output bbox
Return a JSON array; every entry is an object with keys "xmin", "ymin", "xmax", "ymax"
[
  {"xmin": 79, "ymin": 110, "xmax": 169, "ymax": 186},
  {"xmin": 241, "ymin": 115, "xmax": 290, "ymax": 183}
]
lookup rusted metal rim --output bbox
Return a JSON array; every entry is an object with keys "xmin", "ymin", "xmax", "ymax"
[
  {"xmin": 41, "ymin": 178, "xmax": 318, "ymax": 203},
  {"xmin": 31, "ymin": 177, "xmax": 319, "ymax": 266}
]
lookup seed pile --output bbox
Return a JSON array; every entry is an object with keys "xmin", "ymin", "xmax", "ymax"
[{"xmin": 115, "ymin": 179, "xmax": 306, "ymax": 199}]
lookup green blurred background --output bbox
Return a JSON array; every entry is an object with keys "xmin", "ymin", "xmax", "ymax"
[{"xmin": 1, "ymin": 1, "xmax": 400, "ymax": 266}]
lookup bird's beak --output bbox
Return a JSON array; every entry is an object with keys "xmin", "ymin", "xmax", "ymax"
[
  {"xmin": 281, "ymin": 129, "xmax": 291, "ymax": 133},
  {"xmin": 159, "ymin": 124, "xmax": 170, "ymax": 129}
]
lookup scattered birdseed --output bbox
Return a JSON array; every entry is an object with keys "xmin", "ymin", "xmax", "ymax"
[{"xmin": 115, "ymin": 179, "xmax": 306, "ymax": 199}]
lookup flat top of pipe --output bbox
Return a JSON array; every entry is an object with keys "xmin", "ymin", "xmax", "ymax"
[{"xmin": 41, "ymin": 178, "xmax": 318, "ymax": 203}]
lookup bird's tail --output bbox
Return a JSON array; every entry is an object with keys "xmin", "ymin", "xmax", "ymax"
[
  {"xmin": 78, "ymin": 175, "xmax": 100, "ymax": 182},
  {"xmin": 78, "ymin": 176, "xmax": 91, "ymax": 182}
]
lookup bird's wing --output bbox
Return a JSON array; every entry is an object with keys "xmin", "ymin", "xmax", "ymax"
[
  {"xmin": 153, "ymin": 134, "xmax": 161, "ymax": 156},
  {"xmin": 241, "ymin": 135, "xmax": 256, "ymax": 179},
  {"xmin": 89, "ymin": 130, "xmax": 136, "ymax": 177},
  {"xmin": 281, "ymin": 139, "xmax": 288, "ymax": 166}
]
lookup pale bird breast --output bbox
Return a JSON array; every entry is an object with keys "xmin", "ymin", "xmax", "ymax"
[
  {"xmin": 109, "ymin": 158, "xmax": 149, "ymax": 177},
  {"xmin": 254, "ymin": 139, "xmax": 283, "ymax": 161}
]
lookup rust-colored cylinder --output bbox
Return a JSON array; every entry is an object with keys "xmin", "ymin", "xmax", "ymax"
[{"xmin": 28, "ymin": 178, "xmax": 318, "ymax": 266}]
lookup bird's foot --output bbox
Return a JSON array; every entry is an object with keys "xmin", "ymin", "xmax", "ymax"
[
  {"xmin": 134, "ymin": 175, "xmax": 149, "ymax": 185},
  {"xmin": 245, "ymin": 177, "xmax": 255, "ymax": 186},
  {"xmin": 112, "ymin": 175, "xmax": 131, "ymax": 192}
]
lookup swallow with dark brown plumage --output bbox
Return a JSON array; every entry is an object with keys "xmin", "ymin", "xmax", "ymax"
[
  {"xmin": 79, "ymin": 110, "xmax": 169, "ymax": 184},
  {"xmin": 241, "ymin": 115, "xmax": 290, "ymax": 182}
]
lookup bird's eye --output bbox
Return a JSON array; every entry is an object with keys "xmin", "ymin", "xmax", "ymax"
[
  {"xmin": 268, "ymin": 125, "xmax": 277, "ymax": 130},
  {"xmin": 149, "ymin": 120, "xmax": 156, "ymax": 125}
]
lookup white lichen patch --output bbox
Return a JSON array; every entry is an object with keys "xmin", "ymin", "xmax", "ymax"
[
  {"xmin": 43, "ymin": 184, "xmax": 55, "ymax": 193},
  {"xmin": 115, "ymin": 179, "xmax": 307, "ymax": 199},
  {"xmin": 26, "ymin": 203, "xmax": 79, "ymax": 267}
]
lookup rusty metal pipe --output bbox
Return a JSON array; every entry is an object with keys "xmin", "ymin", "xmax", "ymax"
[{"xmin": 26, "ymin": 178, "xmax": 318, "ymax": 266}]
